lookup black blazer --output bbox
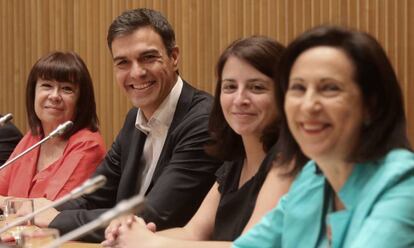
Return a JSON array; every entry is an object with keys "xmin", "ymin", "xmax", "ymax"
[
  {"xmin": 0, "ymin": 118, "xmax": 22, "ymax": 164},
  {"xmin": 50, "ymin": 82, "xmax": 222, "ymax": 242}
]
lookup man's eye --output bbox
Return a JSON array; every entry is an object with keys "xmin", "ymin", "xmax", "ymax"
[
  {"xmin": 115, "ymin": 60, "xmax": 128, "ymax": 67},
  {"xmin": 142, "ymin": 55, "xmax": 158, "ymax": 62}
]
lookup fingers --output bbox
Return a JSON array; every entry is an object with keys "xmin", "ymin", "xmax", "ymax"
[
  {"xmin": 0, "ymin": 233, "xmax": 15, "ymax": 243},
  {"xmin": 146, "ymin": 222, "xmax": 157, "ymax": 232},
  {"xmin": 104, "ymin": 215, "xmax": 138, "ymax": 245},
  {"xmin": 101, "ymin": 238, "xmax": 118, "ymax": 247},
  {"xmin": 32, "ymin": 198, "xmax": 53, "ymax": 210},
  {"xmin": 124, "ymin": 215, "xmax": 138, "ymax": 228},
  {"xmin": 15, "ymin": 201, "xmax": 33, "ymax": 217},
  {"xmin": 33, "ymin": 208, "xmax": 59, "ymax": 227},
  {"xmin": 105, "ymin": 219, "xmax": 122, "ymax": 242}
]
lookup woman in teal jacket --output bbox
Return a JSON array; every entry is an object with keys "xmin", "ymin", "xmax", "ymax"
[{"xmin": 233, "ymin": 25, "xmax": 414, "ymax": 248}]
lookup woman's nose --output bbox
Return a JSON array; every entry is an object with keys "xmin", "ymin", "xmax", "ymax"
[
  {"xmin": 234, "ymin": 90, "xmax": 250, "ymax": 106},
  {"xmin": 301, "ymin": 90, "xmax": 321, "ymax": 113},
  {"xmin": 48, "ymin": 88, "xmax": 62, "ymax": 102}
]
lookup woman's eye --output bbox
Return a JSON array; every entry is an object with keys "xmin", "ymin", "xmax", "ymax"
[
  {"xmin": 319, "ymin": 83, "xmax": 342, "ymax": 97},
  {"xmin": 61, "ymin": 86, "xmax": 75, "ymax": 93},
  {"xmin": 288, "ymin": 82, "xmax": 306, "ymax": 92},
  {"xmin": 221, "ymin": 82, "xmax": 237, "ymax": 92},
  {"xmin": 250, "ymin": 84, "xmax": 266, "ymax": 93},
  {"xmin": 321, "ymin": 83, "xmax": 340, "ymax": 92},
  {"xmin": 40, "ymin": 83, "xmax": 52, "ymax": 88}
]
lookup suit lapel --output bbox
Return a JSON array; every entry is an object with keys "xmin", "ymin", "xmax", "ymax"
[
  {"xmin": 118, "ymin": 111, "xmax": 148, "ymax": 199},
  {"xmin": 148, "ymin": 82, "xmax": 195, "ymax": 190}
]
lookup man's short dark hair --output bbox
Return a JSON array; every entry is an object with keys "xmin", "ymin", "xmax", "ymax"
[
  {"xmin": 26, "ymin": 51, "xmax": 99, "ymax": 139},
  {"xmin": 107, "ymin": 8, "xmax": 176, "ymax": 56},
  {"xmin": 276, "ymin": 25, "xmax": 411, "ymax": 165}
]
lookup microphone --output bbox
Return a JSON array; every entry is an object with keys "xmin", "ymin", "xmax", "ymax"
[
  {"xmin": 48, "ymin": 121, "xmax": 74, "ymax": 138},
  {"xmin": 44, "ymin": 194, "xmax": 145, "ymax": 248},
  {"xmin": 0, "ymin": 175, "xmax": 107, "ymax": 235},
  {"xmin": 0, "ymin": 113, "xmax": 13, "ymax": 127},
  {"xmin": 0, "ymin": 121, "xmax": 73, "ymax": 170}
]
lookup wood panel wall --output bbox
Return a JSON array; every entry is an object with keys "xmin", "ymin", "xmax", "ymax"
[{"xmin": 0, "ymin": 0, "xmax": 413, "ymax": 146}]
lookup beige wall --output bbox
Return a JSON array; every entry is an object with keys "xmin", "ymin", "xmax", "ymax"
[{"xmin": 0, "ymin": 0, "xmax": 413, "ymax": 146}]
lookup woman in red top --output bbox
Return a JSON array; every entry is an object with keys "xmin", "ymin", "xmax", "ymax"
[{"xmin": 0, "ymin": 51, "xmax": 105, "ymax": 201}]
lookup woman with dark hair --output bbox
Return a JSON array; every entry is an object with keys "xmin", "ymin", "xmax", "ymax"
[
  {"xmin": 233, "ymin": 26, "xmax": 414, "ymax": 248},
  {"xmin": 102, "ymin": 36, "xmax": 301, "ymax": 248},
  {"xmin": 0, "ymin": 51, "xmax": 105, "ymax": 201}
]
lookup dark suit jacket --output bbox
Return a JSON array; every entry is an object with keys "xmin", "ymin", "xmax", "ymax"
[
  {"xmin": 0, "ymin": 118, "xmax": 22, "ymax": 164},
  {"xmin": 50, "ymin": 82, "xmax": 222, "ymax": 242}
]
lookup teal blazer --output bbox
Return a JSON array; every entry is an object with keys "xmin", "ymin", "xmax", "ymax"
[{"xmin": 233, "ymin": 149, "xmax": 414, "ymax": 248}]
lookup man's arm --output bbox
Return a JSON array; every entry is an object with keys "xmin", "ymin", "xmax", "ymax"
[
  {"xmin": 53, "ymin": 135, "xmax": 122, "ymax": 211},
  {"xmin": 141, "ymin": 113, "xmax": 222, "ymax": 230},
  {"xmin": 45, "ymin": 138, "xmax": 123, "ymax": 242},
  {"xmin": 46, "ymin": 109, "xmax": 142, "ymax": 243},
  {"xmin": 0, "ymin": 122, "xmax": 22, "ymax": 164}
]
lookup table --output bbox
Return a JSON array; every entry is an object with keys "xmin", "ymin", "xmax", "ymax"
[{"xmin": 61, "ymin": 242, "xmax": 101, "ymax": 248}]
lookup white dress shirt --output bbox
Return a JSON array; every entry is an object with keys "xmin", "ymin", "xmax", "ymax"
[{"xmin": 135, "ymin": 77, "xmax": 183, "ymax": 195}]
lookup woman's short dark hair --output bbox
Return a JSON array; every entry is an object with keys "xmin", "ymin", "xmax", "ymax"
[
  {"xmin": 107, "ymin": 8, "xmax": 176, "ymax": 56},
  {"xmin": 277, "ymin": 25, "xmax": 411, "ymax": 165},
  {"xmin": 206, "ymin": 36, "xmax": 285, "ymax": 161},
  {"xmin": 26, "ymin": 51, "xmax": 99, "ymax": 139}
]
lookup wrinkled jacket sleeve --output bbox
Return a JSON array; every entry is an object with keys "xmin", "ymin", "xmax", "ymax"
[{"xmin": 140, "ymin": 113, "xmax": 220, "ymax": 229}]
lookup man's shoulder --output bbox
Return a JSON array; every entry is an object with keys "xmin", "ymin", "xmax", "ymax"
[
  {"xmin": 179, "ymin": 81, "xmax": 213, "ymax": 116},
  {"xmin": 0, "ymin": 122, "xmax": 23, "ymax": 140}
]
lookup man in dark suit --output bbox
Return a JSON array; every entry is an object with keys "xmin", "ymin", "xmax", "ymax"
[
  {"xmin": 35, "ymin": 8, "xmax": 221, "ymax": 242},
  {"xmin": 0, "ymin": 118, "xmax": 22, "ymax": 164}
]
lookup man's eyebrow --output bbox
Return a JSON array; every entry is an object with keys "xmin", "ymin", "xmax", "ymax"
[
  {"xmin": 140, "ymin": 49, "xmax": 161, "ymax": 56},
  {"xmin": 113, "ymin": 49, "xmax": 161, "ymax": 62}
]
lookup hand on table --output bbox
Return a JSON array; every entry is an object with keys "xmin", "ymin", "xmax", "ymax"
[
  {"xmin": 32, "ymin": 198, "xmax": 60, "ymax": 227},
  {"xmin": 102, "ymin": 215, "xmax": 156, "ymax": 247}
]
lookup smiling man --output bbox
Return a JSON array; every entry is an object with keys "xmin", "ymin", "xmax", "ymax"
[{"xmin": 35, "ymin": 8, "xmax": 221, "ymax": 242}]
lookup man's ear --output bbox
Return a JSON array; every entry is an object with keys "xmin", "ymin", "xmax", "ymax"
[{"xmin": 170, "ymin": 46, "xmax": 180, "ymax": 69}]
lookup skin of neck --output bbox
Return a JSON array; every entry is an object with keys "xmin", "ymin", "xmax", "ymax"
[
  {"xmin": 141, "ymin": 74, "xmax": 178, "ymax": 120},
  {"xmin": 42, "ymin": 124, "xmax": 59, "ymax": 137},
  {"xmin": 242, "ymin": 135, "xmax": 267, "ymax": 174},
  {"xmin": 316, "ymin": 156, "xmax": 354, "ymax": 194},
  {"xmin": 41, "ymin": 123, "xmax": 66, "ymax": 145}
]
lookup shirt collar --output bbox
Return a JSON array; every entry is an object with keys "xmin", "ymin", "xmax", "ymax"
[{"xmin": 135, "ymin": 76, "xmax": 183, "ymax": 135}]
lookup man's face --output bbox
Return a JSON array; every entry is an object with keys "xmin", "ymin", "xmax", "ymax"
[{"xmin": 111, "ymin": 26, "xmax": 179, "ymax": 119}]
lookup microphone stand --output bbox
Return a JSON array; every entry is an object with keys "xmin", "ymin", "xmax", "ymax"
[
  {"xmin": 0, "ymin": 175, "xmax": 107, "ymax": 235},
  {"xmin": 0, "ymin": 121, "xmax": 73, "ymax": 170},
  {"xmin": 0, "ymin": 113, "xmax": 13, "ymax": 127},
  {"xmin": 43, "ymin": 195, "xmax": 145, "ymax": 248}
]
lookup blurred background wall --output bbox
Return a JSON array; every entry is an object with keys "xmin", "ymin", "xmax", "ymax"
[{"xmin": 0, "ymin": 0, "xmax": 413, "ymax": 146}]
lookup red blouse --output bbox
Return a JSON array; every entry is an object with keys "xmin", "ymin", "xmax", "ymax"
[{"xmin": 0, "ymin": 128, "xmax": 106, "ymax": 200}]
